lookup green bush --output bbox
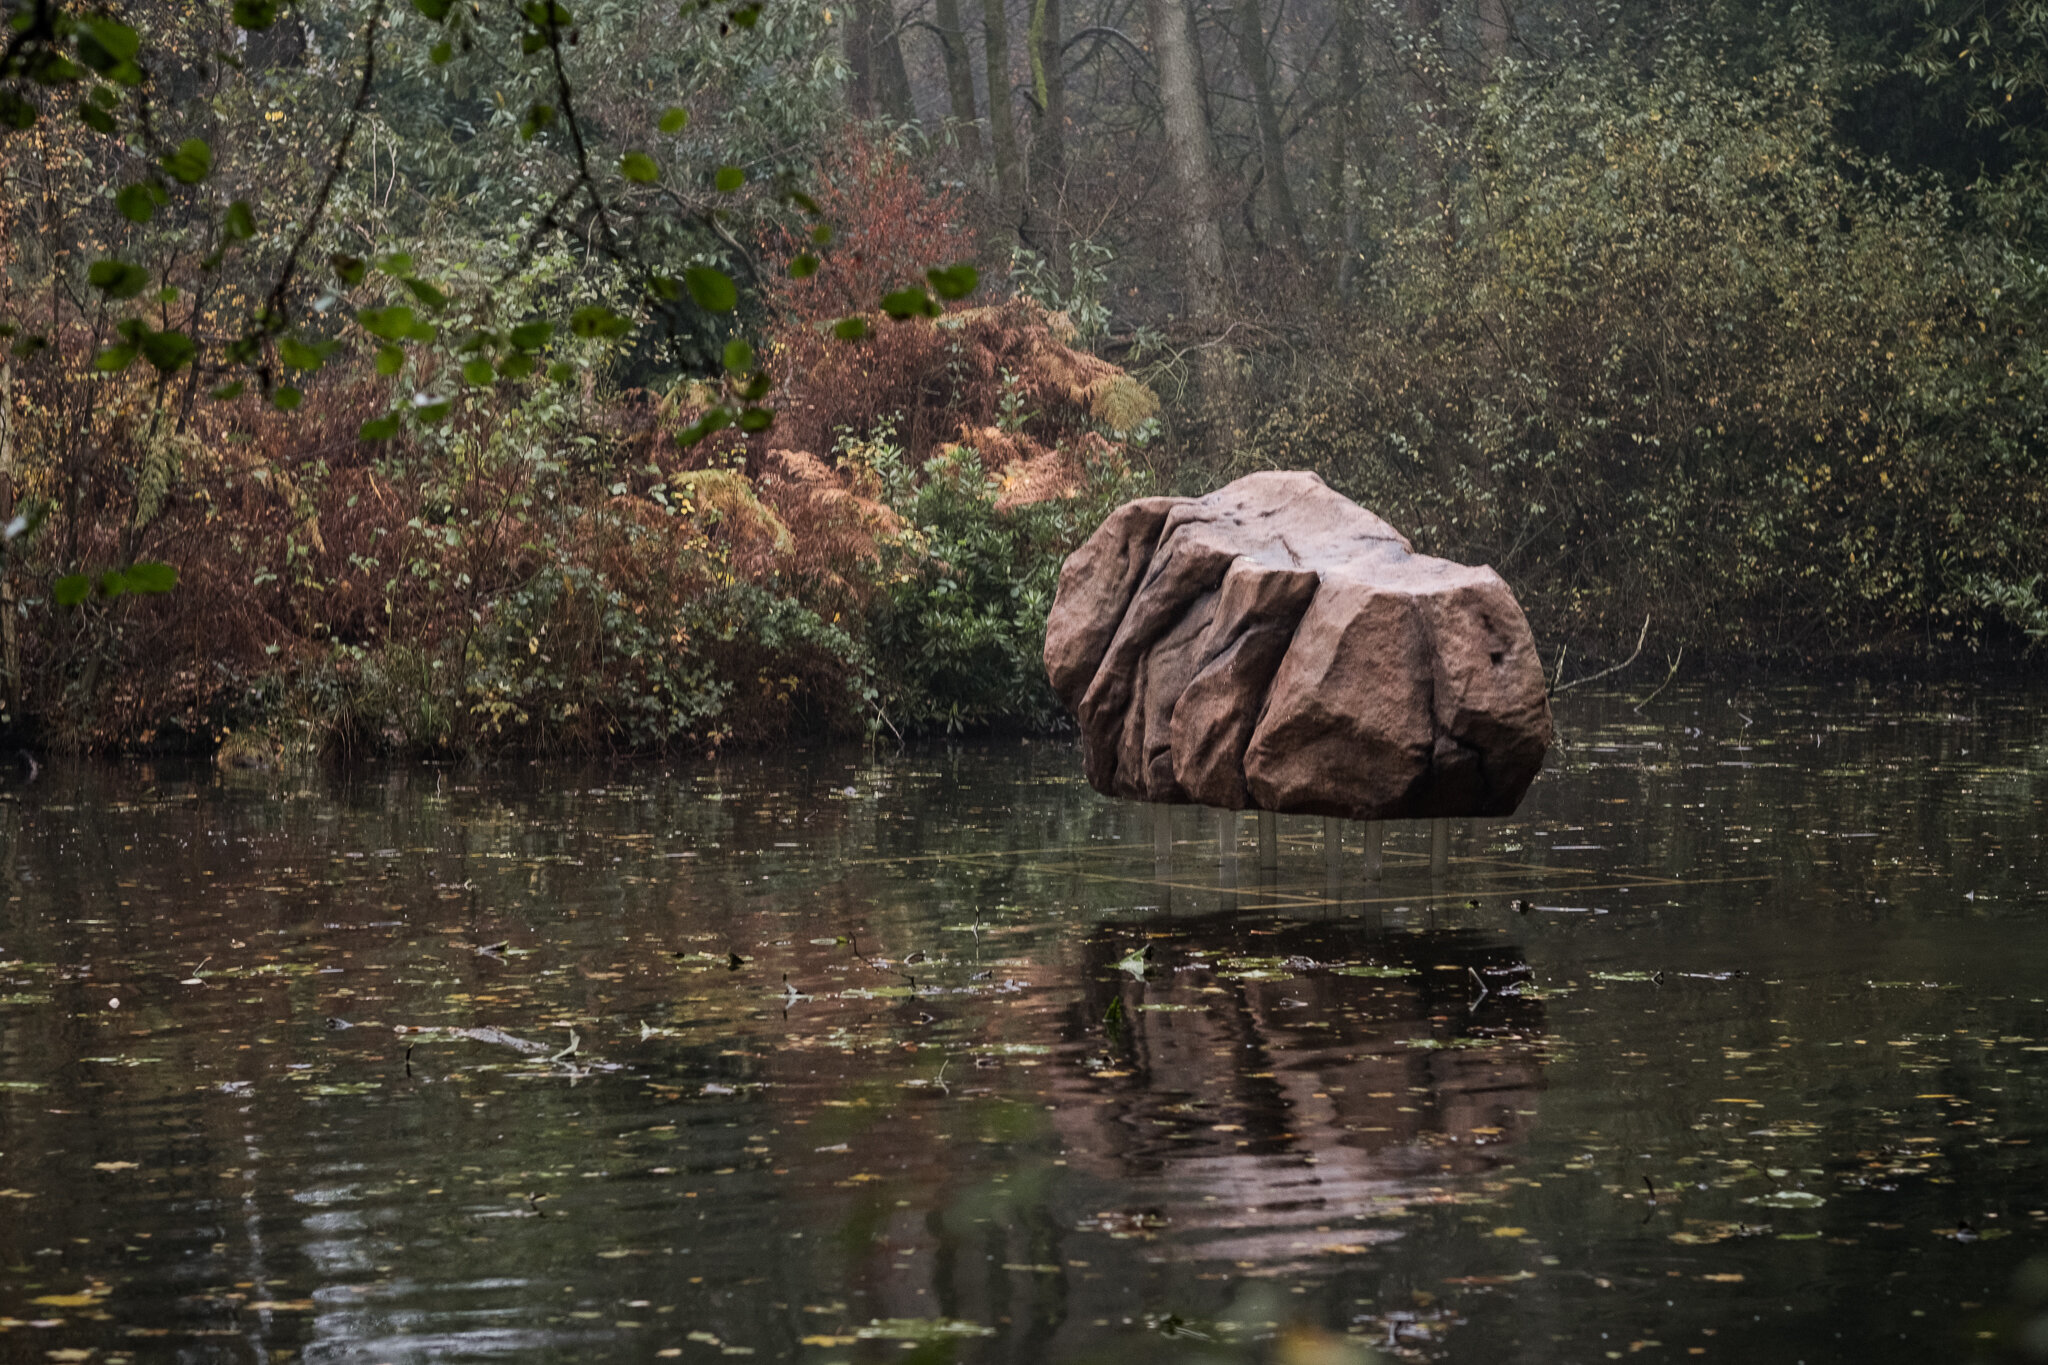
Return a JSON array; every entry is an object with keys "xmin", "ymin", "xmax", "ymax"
[{"xmin": 1240, "ymin": 30, "xmax": 2048, "ymax": 662}]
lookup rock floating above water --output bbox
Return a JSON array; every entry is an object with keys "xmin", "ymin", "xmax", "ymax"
[{"xmin": 1043, "ymin": 471, "xmax": 1552, "ymax": 819}]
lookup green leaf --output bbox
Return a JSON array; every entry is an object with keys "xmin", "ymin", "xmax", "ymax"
[
  {"xmin": 87, "ymin": 258, "xmax": 150, "ymax": 299},
  {"xmin": 122, "ymin": 561, "xmax": 177, "ymax": 594},
  {"xmin": 375, "ymin": 252, "xmax": 414, "ymax": 276},
  {"xmin": 52, "ymin": 574, "xmax": 91, "ymax": 608},
  {"xmin": 721, "ymin": 338, "xmax": 754, "ymax": 374},
  {"xmin": 789, "ymin": 253, "xmax": 819, "ymax": 279},
  {"xmin": 658, "ymin": 106, "xmax": 689, "ymax": 134},
  {"xmin": 0, "ymin": 93, "xmax": 37, "ymax": 131},
  {"xmin": 401, "ymin": 276, "xmax": 448, "ymax": 310},
  {"xmin": 359, "ymin": 415, "xmax": 401, "ymax": 441},
  {"xmin": 740, "ymin": 371, "xmax": 772, "ymax": 401},
  {"xmin": 356, "ymin": 306, "xmax": 417, "ymax": 341},
  {"xmin": 272, "ymin": 385, "xmax": 303, "ymax": 411},
  {"xmin": 498, "ymin": 352, "xmax": 534, "ymax": 379},
  {"xmin": 333, "ymin": 254, "xmax": 368, "ymax": 286},
  {"xmin": 462, "ymin": 358, "xmax": 495, "ymax": 385},
  {"xmin": 520, "ymin": 101, "xmax": 556, "ymax": 140},
  {"xmin": 93, "ymin": 345, "xmax": 137, "ymax": 372},
  {"xmin": 429, "ymin": 39, "xmax": 453, "ymax": 64},
  {"xmin": 926, "ymin": 263, "xmax": 978, "ymax": 300},
  {"xmin": 810, "ymin": 223, "xmax": 833, "ymax": 245},
  {"xmin": 413, "ymin": 0, "xmax": 454, "ymax": 19},
  {"xmin": 621, "ymin": 152, "xmax": 660, "ymax": 183},
  {"xmin": 84, "ymin": 17, "xmax": 140, "ymax": 61},
  {"xmin": 140, "ymin": 330, "xmax": 196, "ymax": 373},
  {"xmin": 99, "ymin": 569, "xmax": 129, "ymax": 598},
  {"xmin": 232, "ymin": 0, "xmax": 283, "ymax": 28},
  {"xmin": 547, "ymin": 361, "xmax": 577, "ymax": 384},
  {"xmin": 211, "ymin": 380, "xmax": 246, "ymax": 400},
  {"xmin": 677, "ymin": 406, "xmax": 733, "ymax": 445},
  {"xmin": 509, "ymin": 320, "xmax": 553, "ymax": 350},
  {"xmin": 728, "ymin": 3, "xmax": 759, "ymax": 26},
  {"xmin": 76, "ymin": 101, "xmax": 115, "ymax": 134},
  {"xmin": 646, "ymin": 273, "xmax": 681, "ymax": 302},
  {"xmin": 222, "ymin": 200, "xmax": 256, "ymax": 241},
  {"xmin": 684, "ymin": 266, "xmax": 737, "ymax": 313},
  {"xmin": 789, "ymin": 190, "xmax": 822, "ymax": 215},
  {"xmin": 160, "ymin": 137, "xmax": 213, "ymax": 184},
  {"xmin": 832, "ymin": 316, "xmax": 869, "ymax": 341},
  {"xmin": 278, "ymin": 337, "xmax": 324, "ymax": 371},
  {"xmin": 714, "ymin": 164, "xmax": 745, "ymax": 192},
  {"xmin": 881, "ymin": 287, "xmax": 938, "ymax": 319},
  {"xmin": 736, "ymin": 406, "xmax": 773, "ymax": 432},
  {"xmin": 413, "ymin": 399, "xmax": 452, "ymax": 423},
  {"xmin": 569, "ymin": 305, "xmax": 631, "ymax": 339},
  {"xmin": 374, "ymin": 344, "xmax": 405, "ymax": 376}
]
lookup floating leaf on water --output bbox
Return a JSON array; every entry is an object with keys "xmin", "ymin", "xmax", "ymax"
[
  {"xmin": 1743, "ymin": 1191, "xmax": 1825, "ymax": 1208},
  {"xmin": 855, "ymin": 1319, "xmax": 997, "ymax": 1341},
  {"xmin": 1332, "ymin": 965, "xmax": 1413, "ymax": 978}
]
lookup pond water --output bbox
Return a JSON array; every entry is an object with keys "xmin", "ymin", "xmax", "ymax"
[{"xmin": 1, "ymin": 682, "xmax": 2045, "ymax": 1365}]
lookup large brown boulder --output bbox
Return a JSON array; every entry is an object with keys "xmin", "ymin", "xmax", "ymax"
[{"xmin": 1043, "ymin": 472, "xmax": 1552, "ymax": 819}]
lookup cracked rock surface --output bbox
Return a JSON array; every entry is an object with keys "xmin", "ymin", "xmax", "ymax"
[{"xmin": 1043, "ymin": 471, "xmax": 1552, "ymax": 818}]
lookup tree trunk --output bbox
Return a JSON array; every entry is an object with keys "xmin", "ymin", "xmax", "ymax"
[
  {"xmin": 1477, "ymin": 0, "xmax": 1510, "ymax": 74},
  {"xmin": 0, "ymin": 355, "xmax": 15, "ymax": 710},
  {"xmin": 1144, "ymin": 0, "xmax": 1238, "ymax": 455},
  {"xmin": 982, "ymin": 0, "xmax": 1023, "ymax": 215},
  {"xmin": 1403, "ymin": 0, "xmax": 1450, "ymax": 240},
  {"xmin": 933, "ymin": 0, "xmax": 983, "ymax": 159},
  {"xmin": 1145, "ymin": 0, "xmax": 1228, "ymax": 320},
  {"xmin": 848, "ymin": 0, "xmax": 917, "ymax": 123},
  {"xmin": 1331, "ymin": 0, "xmax": 1365, "ymax": 296},
  {"xmin": 1232, "ymin": 0, "xmax": 1304, "ymax": 258},
  {"xmin": 1024, "ymin": 0, "xmax": 1066, "ymax": 256}
]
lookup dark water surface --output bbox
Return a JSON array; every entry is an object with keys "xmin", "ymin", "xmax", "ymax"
[{"xmin": 2, "ymin": 684, "xmax": 2045, "ymax": 1365}]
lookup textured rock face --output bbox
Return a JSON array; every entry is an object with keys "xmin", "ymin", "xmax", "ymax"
[{"xmin": 1043, "ymin": 472, "xmax": 1552, "ymax": 819}]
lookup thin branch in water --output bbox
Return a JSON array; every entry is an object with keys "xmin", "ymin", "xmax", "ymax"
[
  {"xmin": 1632, "ymin": 646, "xmax": 1683, "ymax": 713},
  {"xmin": 1553, "ymin": 614, "xmax": 1650, "ymax": 695}
]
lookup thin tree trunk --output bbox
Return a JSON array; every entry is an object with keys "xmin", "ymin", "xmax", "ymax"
[
  {"xmin": 1403, "ymin": 0, "xmax": 1451, "ymax": 241},
  {"xmin": 849, "ymin": 0, "xmax": 917, "ymax": 122},
  {"xmin": 1144, "ymin": 0, "xmax": 1238, "ymax": 455},
  {"xmin": 982, "ymin": 0, "xmax": 1022, "ymax": 215},
  {"xmin": 1232, "ymin": 0, "xmax": 1304, "ymax": 257},
  {"xmin": 1145, "ymin": 0, "xmax": 1228, "ymax": 319},
  {"xmin": 0, "ymin": 355, "xmax": 15, "ymax": 710},
  {"xmin": 1331, "ymin": 0, "xmax": 1365, "ymax": 295},
  {"xmin": 1025, "ymin": 0, "xmax": 1066, "ymax": 256},
  {"xmin": 1477, "ymin": 0, "xmax": 1510, "ymax": 74},
  {"xmin": 933, "ymin": 0, "xmax": 983, "ymax": 158}
]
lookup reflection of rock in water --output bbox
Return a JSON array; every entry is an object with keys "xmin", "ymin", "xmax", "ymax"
[{"xmin": 1050, "ymin": 913, "xmax": 1547, "ymax": 1270}]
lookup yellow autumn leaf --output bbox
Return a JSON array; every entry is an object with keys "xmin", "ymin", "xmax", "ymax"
[
  {"xmin": 1490, "ymin": 1226, "xmax": 1528, "ymax": 1238},
  {"xmin": 92, "ymin": 1161, "xmax": 139, "ymax": 1172},
  {"xmin": 31, "ymin": 1293, "xmax": 100, "ymax": 1307}
]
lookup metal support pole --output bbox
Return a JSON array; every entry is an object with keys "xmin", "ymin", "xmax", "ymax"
[
  {"xmin": 1257, "ymin": 809, "xmax": 1278, "ymax": 870},
  {"xmin": 1155, "ymin": 804, "xmax": 1172, "ymax": 865},
  {"xmin": 1323, "ymin": 817, "xmax": 1342, "ymax": 873},
  {"xmin": 1430, "ymin": 818, "xmax": 1449, "ymax": 875},
  {"xmin": 1363, "ymin": 821, "xmax": 1383, "ymax": 881}
]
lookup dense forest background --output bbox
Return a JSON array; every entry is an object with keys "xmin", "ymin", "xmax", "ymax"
[{"xmin": 0, "ymin": 0, "xmax": 2045, "ymax": 756}]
